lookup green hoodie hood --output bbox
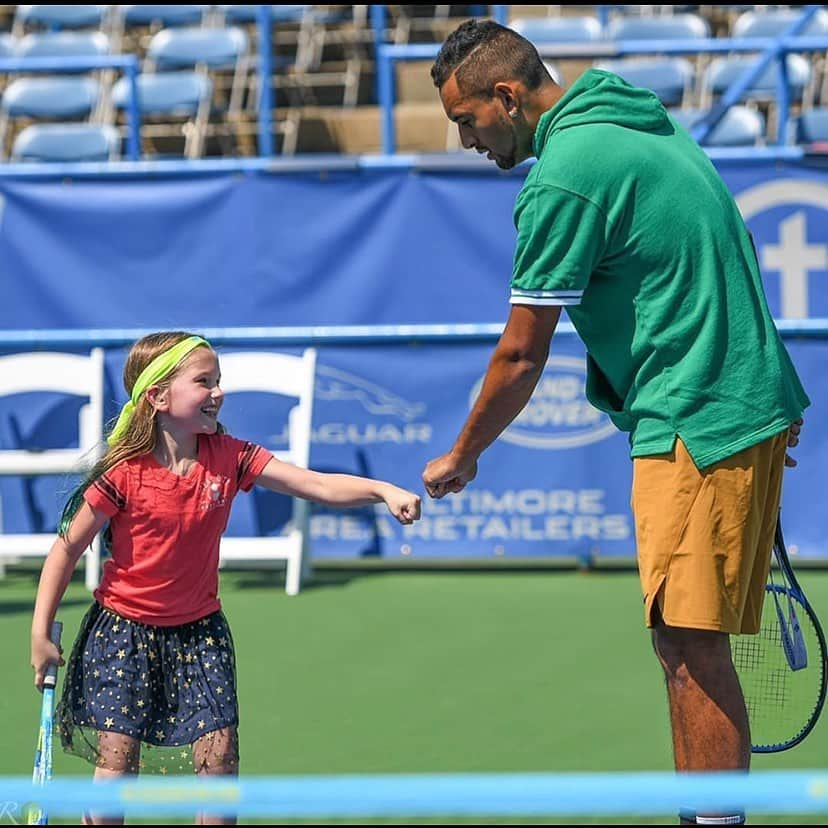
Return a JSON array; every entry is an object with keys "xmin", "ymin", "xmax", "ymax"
[{"xmin": 532, "ymin": 68, "xmax": 669, "ymax": 157}]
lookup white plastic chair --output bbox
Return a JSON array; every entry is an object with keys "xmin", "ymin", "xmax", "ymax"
[
  {"xmin": 217, "ymin": 349, "xmax": 316, "ymax": 597},
  {"xmin": 0, "ymin": 349, "xmax": 105, "ymax": 590}
]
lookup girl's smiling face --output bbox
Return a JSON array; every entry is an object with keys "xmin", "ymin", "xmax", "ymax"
[{"xmin": 161, "ymin": 347, "xmax": 224, "ymax": 435}]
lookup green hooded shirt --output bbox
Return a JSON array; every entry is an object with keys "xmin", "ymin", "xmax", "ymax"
[{"xmin": 509, "ymin": 69, "xmax": 809, "ymax": 468}]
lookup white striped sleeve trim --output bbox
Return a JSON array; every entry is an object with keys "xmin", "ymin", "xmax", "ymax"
[{"xmin": 509, "ymin": 288, "xmax": 583, "ymax": 306}]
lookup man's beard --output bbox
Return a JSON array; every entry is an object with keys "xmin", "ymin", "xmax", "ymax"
[{"xmin": 493, "ymin": 111, "xmax": 518, "ymax": 169}]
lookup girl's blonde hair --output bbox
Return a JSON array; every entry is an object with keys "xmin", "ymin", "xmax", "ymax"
[{"xmin": 59, "ymin": 331, "xmax": 214, "ymax": 535}]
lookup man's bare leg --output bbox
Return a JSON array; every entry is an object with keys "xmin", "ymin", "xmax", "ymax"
[{"xmin": 652, "ymin": 614, "xmax": 749, "ymax": 824}]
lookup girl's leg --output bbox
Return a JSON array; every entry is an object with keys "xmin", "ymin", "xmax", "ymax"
[
  {"xmin": 82, "ymin": 732, "xmax": 140, "ymax": 826},
  {"xmin": 192, "ymin": 726, "xmax": 239, "ymax": 826}
]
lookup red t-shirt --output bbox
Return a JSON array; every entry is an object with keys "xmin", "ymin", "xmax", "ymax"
[{"xmin": 84, "ymin": 433, "xmax": 272, "ymax": 626}]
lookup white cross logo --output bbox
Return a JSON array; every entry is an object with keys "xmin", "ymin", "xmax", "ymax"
[
  {"xmin": 762, "ymin": 212, "xmax": 827, "ymax": 319},
  {"xmin": 736, "ymin": 179, "xmax": 828, "ymax": 320}
]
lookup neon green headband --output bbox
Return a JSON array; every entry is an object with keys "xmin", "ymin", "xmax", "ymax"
[{"xmin": 106, "ymin": 335, "xmax": 211, "ymax": 446}]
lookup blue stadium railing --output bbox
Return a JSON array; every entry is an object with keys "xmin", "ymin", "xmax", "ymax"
[
  {"xmin": 1, "ymin": 318, "xmax": 826, "ymax": 351},
  {"xmin": 2, "ymin": 769, "xmax": 828, "ymax": 819}
]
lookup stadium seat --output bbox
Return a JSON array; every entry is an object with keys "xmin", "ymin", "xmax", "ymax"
[
  {"xmin": 0, "ymin": 75, "xmax": 102, "ymax": 157},
  {"xmin": 794, "ymin": 107, "xmax": 828, "ymax": 145},
  {"xmin": 117, "ymin": 5, "xmax": 209, "ymax": 29},
  {"xmin": 110, "ymin": 5, "xmax": 211, "ymax": 58},
  {"xmin": 0, "ymin": 349, "xmax": 105, "ymax": 590},
  {"xmin": 214, "ymin": 5, "xmax": 310, "ymax": 26},
  {"xmin": 733, "ymin": 8, "xmax": 828, "ymax": 106},
  {"xmin": 1, "ymin": 75, "xmax": 101, "ymax": 117},
  {"xmin": 111, "ymin": 71, "xmax": 212, "ymax": 158},
  {"xmin": 12, "ymin": 4, "xmax": 109, "ymax": 36},
  {"xmin": 608, "ymin": 13, "xmax": 710, "ymax": 41},
  {"xmin": 597, "ymin": 57, "xmax": 695, "ymax": 106},
  {"xmin": 145, "ymin": 26, "xmax": 249, "ymax": 72},
  {"xmin": 606, "ymin": 12, "xmax": 710, "ymax": 106},
  {"xmin": 15, "ymin": 30, "xmax": 110, "ymax": 61},
  {"xmin": 11, "ymin": 122, "xmax": 120, "ymax": 161},
  {"xmin": 670, "ymin": 105, "xmax": 766, "ymax": 147},
  {"xmin": 217, "ymin": 349, "xmax": 317, "ymax": 597},
  {"xmin": 700, "ymin": 54, "xmax": 812, "ymax": 108},
  {"xmin": 508, "ymin": 16, "xmax": 603, "ymax": 46},
  {"xmin": 144, "ymin": 26, "xmax": 250, "ymax": 153},
  {"xmin": 732, "ymin": 9, "xmax": 828, "ymax": 39}
]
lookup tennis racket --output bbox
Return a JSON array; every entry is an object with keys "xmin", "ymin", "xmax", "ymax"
[
  {"xmin": 732, "ymin": 521, "xmax": 827, "ymax": 752},
  {"xmin": 27, "ymin": 621, "xmax": 63, "ymax": 826}
]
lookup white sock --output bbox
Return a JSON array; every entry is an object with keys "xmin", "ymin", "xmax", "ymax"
[{"xmin": 679, "ymin": 810, "xmax": 746, "ymax": 826}]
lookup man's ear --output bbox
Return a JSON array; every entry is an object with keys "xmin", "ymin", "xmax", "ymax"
[
  {"xmin": 493, "ymin": 81, "xmax": 519, "ymax": 117},
  {"xmin": 145, "ymin": 385, "xmax": 168, "ymax": 412}
]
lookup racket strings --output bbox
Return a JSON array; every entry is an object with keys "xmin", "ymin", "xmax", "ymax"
[
  {"xmin": 733, "ymin": 592, "xmax": 824, "ymax": 750},
  {"xmin": 736, "ymin": 623, "xmax": 789, "ymax": 720}
]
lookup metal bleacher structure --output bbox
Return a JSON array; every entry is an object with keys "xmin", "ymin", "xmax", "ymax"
[{"xmin": 0, "ymin": 5, "xmax": 821, "ymax": 163}]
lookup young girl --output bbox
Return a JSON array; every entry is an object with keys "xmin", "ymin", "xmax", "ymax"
[{"xmin": 30, "ymin": 331, "xmax": 421, "ymax": 823}]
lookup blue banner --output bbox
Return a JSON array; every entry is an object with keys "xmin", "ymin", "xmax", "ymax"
[
  {"xmin": 1, "ymin": 161, "xmax": 827, "ymax": 561},
  {"xmin": 3, "ymin": 162, "xmax": 828, "ymax": 327}
]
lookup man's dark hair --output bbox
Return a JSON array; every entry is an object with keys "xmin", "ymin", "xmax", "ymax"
[{"xmin": 431, "ymin": 19, "xmax": 548, "ymax": 95}]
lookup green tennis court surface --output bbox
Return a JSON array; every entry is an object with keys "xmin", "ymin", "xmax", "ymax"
[{"xmin": 3, "ymin": 567, "xmax": 827, "ymax": 824}]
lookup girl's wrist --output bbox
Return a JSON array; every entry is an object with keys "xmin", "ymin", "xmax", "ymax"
[{"xmin": 31, "ymin": 620, "xmax": 52, "ymax": 640}]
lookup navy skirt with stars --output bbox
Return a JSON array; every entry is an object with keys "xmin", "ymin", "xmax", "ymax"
[{"xmin": 57, "ymin": 602, "xmax": 239, "ymax": 773}]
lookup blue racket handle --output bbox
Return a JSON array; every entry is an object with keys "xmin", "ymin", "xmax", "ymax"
[{"xmin": 43, "ymin": 622, "xmax": 63, "ymax": 689}]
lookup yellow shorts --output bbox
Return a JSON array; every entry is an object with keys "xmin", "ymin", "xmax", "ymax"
[{"xmin": 632, "ymin": 431, "xmax": 788, "ymax": 634}]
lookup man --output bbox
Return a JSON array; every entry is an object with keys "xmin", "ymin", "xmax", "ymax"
[{"xmin": 422, "ymin": 19, "xmax": 808, "ymax": 826}]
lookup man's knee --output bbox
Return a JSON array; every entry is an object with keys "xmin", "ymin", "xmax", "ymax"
[{"xmin": 652, "ymin": 621, "xmax": 731, "ymax": 679}]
